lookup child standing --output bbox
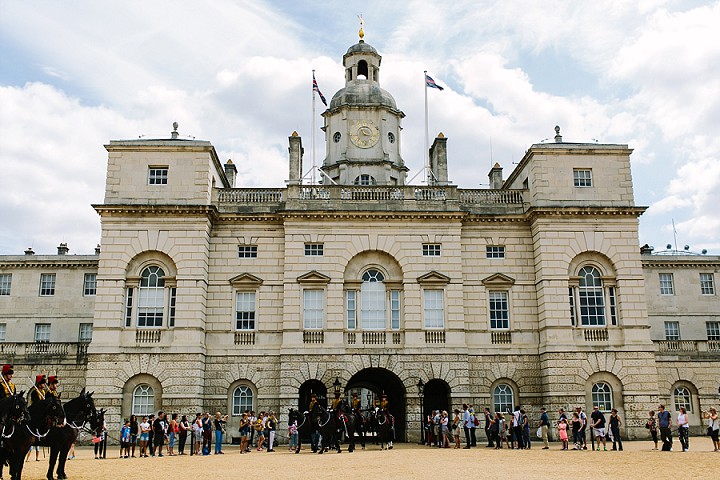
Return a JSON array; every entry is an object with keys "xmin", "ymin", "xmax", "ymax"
[
  {"xmin": 120, "ymin": 420, "xmax": 131, "ymax": 458},
  {"xmin": 558, "ymin": 418, "xmax": 569, "ymax": 450},
  {"xmin": 288, "ymin": 417, "xmax": 298, "ymax": 451}
]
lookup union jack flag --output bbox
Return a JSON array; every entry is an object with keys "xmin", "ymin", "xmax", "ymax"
[
  {"xmin": 313, "ymin": 73, "xmax": 327, "ymax": 106},
  {"xmin": 425, "ymin": 74, "xmax": 444, "ymax": 91}
]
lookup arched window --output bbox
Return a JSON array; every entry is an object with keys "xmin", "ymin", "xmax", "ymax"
[
  {"xmin": 493, "ymin": 384, "xmax": 514, "ymax": 414},
  {"xmin": 361, "ymin": 269, "xmax": 386, "ymax": 330},
  {"xmin": 353, "ymin": 174, "xmax": 376, "ymax": 186},
  {"xmin": 357, "ymin": 60, "xmax": 369, "ymax": 79},
  {"xmin": 138, "ymin": 266, "xmax": 165, "ymax": 327},
  {"xmin": 569, "ymin": 264, "xmax": 617, "ymax": 327},
  {"xmin": 132, "ymin": 384, "xmax": 154, "ymax": 416},
  {"xmin": 591, "ymin": 383, "xmax": 612, "ymax": 412},
  {"xmin": 674, "ymin": 386, "xmax": 692, "ymax": 412},
  {"xmin": 232, "ymin": 385, "xmax": 254, "ymax": 416}
]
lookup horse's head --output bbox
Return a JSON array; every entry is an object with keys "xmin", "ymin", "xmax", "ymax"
[
  {"xmin": 10, "ymin": 392, "xmax": 29, "ymax": 424},
  {"xmin": 64, "ymin": 389, "xmax": 99, "ymax": 429},
  {"xmin": 310, "ymin": 402, "xmax": 325, "ymax": 416},
  {"xmin": 46, "ymin": 394, "xmax": 66, "ymax": 427}
]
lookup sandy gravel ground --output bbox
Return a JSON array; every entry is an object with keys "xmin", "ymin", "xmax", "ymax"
[{"xmin": 16, "ymin": 440, "xmax": 719, "ymax": 480}]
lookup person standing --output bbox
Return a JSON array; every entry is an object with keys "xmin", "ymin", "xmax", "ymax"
[
  {"xmin": 266, "ymin": 411, "xmax": 277, "ymax": 452},
  {"xmin": 178, "ymin": 415, "xmax": 189, "ymax": 455},
  {"xmin": 129, "ymin": 414, "xmax": 138, "ymax": 457},
  {"xmin": 702, "ymin": 407, "xmax": 719, "ymax": 452},
  {"xmin": 590, "ymin": 406, "xmax": 607, "ymax": 451},
  {"xmin": 484, "ymin": 407, "xmax": 495, "ymax": 447},
  {"xmin": 468, "ymin": 404, "xmax": 477, "ymax": 446},
  {"xmin": 146, "ymin": 414, "xmax": 155, "ymax": 456},
  {"xmin": 609, "ymin": 409, "xmax": 623, "ymax": 451},
  {"xmin": 512, "ymin": 406, "xmax": 524, "ymax": 449},
  {"xmin": 139, "ymin": 416, "xmax": 150, "ymax": 457},
  {"xmin": 657, "ymin": 404, "xmax": 673, "ymax": 451},
  {"xmin": 192, "ymin": 413, "xmax": 203, "ymax": 455},
  {"xmin": 452, "ymin": 409, "xmax": 462, "ymax": 449},
  {"xmin": 677, "ymin": 406, "xmax": 689, "ymax": 452},
  {"xmin": 213, "ymin": 412, "xmax": 227, "ymax": 454},
  {"xmin": 571, "ymin": 412, "xmax": 582, "ymax": 449},
  {"xmin": 538, "ymin": 407, "xmax": 550, "ymax": 449},
  {"xmin": 521, "ymin": 409, "xmax": 531, "ymax": 449},
  {"xmin": 462, "ymin": 404, "xmax": 472, "ymax": 449},
  {"xmin": 168, "ymin": 413, "xmax": 178, "ymax": 456},
  {"xmin": 239, "ymin": 412, "xmax": 250, "ymax": 453},
  {"xmin": 152, "ymin": 411, "xmax": 167, "ymax": 457},
  {"xmin": 576, "ymin": 407, "xmax": 588, "ymax": 450},
  {"xmin": 646, "ymin": 411, "xmax": 658, "ymax": 450},
  {"xmin": 558, "ymin": 418, "xmax": 569, "ymax": 450}
]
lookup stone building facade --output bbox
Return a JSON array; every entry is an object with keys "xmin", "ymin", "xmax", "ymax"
[{"xmin": 1, "ymin": 38, "xmax": 718, "ymax": 441}]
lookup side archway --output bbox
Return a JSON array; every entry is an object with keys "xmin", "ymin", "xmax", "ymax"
[{"xmin": 122, "ymin": 374, "xmax": 163, "ymax": 419}]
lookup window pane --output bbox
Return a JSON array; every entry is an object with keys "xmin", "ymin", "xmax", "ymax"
[
  {"xmin": 700, "ymin": 273, "xmax": 715, "ymax": 295},
  {"xmin": 390, "ymin": 290, "xmax": 400, "ymax": 330},
  {"xmin": 573, "ymin": 169, "xmax": 592, "ymax": 187},
  {"xmin": 232, "ymin": 386, "xmax": 254, "ymax": 416},
  {"xmin": 148, "ymin": 167, "xmax": 168, "ymax": 185},
  {"xmin": 304, "ymin": 243, "xmax": 324, "ymax": 256},
  {"xmin": 674, "ymin": 387, "xmax": 691, "ymax": 412},
  {"xmin": 493, "ymin": 384, "xmax": 513, "ymax": 414},
  {"xmin": 238, "ymin": 246, "xmax": 258, "ymax": 258},
  {"xmin": 486, "ymin": 246, "xmax": 505, "ymax": 259},
  {"xmin": 303, "ymin": 289, "xmax": 324, "ymax": 330},
  {"xmin": 132, "ymin": 385, "xmax": 154, "ymax": 416},
  {"xmin": 664, "ymin": 321, "xmax": 680, "ymax": 340},
  {"xmin": 78, "ymin": 323, "xmax": 93, "ymax": 342},
  {"xmin": 489, "ymin": 291, "xmax": 509, "ymax": 329},
  {"xmin": 579, "ymin": 267, "xmax": 605, "ymax": 326},
  {"xmin": 138, "ymin": 267, "xmax": 165, "ymax": 327},
  {"xmin": 361, "ymin": 280, "xmax": 386, "ymax": 330},
  {"xmin": 707, "ymin": 321, "xmax": 720, "ymax": 340},
  {"xmin": 34, "ymin": 323, "xmax": 51, "ymax": 342},
  {"xmin": 346, "ymin": 290, "xmax": 356, "ymax": 330},
  {"xmin": 39, "ymin": 273, "xmax": 56, "ymax": 296},
  {"xmin": 659, "ymin": 273, "xmax": 674, "ymax": 295},
  {"xmin": 0, "ymin": 274, "xmax": 11, "ymax": 296},
  {"xmin": 0, "ymin": 323, "xmax": 6, "ymax": 342},
  {"xmin": 235, "ymin": 292, "xmax": 256, "ymax": 330},
  {"xmin": 423, "ymin": 290, "xmax": 444, "ymax": 329},
  {"xmin": 422, "ymin": 244, "xmax": 441, "ymax": 256},
  {"xmin": 83, "ymin": 273, "xmax": 97, "ymax": 296},
  {"xmin": 591, "ymin": 383, "xmax": 612, "ymax": 412}
]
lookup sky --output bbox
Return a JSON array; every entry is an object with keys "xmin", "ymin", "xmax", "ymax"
[{"xmin": 1, "ymin": 0, "xmax": 719, "ymax": 255}]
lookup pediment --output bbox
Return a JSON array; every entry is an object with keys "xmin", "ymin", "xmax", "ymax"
[
  {"xmin": 229, "ymin": 273, "xmax": 264, "ymax": 288},
  {"xmin": 297, "ymin": 270, "xmax": 331, "ymax": 284},
  {"xmin": 417, "ymin": 271, "xmax": 451, "ymax": 285},
  {"xmin": 481, "ymin": 273, "xmax": 515, "ymax": 287}
]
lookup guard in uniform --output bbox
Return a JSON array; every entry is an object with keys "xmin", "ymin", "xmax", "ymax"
[
  {"xmin": 380, "ymin": 393, "xmax": 396, "ymax": 439},
  {"xmin": 47, "ymin": 375, "xmax": 60, "ymax": 397},
  {"xmin": 0, "ymin": 364, "xmax": 15, "ymax": 398},
  {"xmin": 307, "ymin": 393, "xmax": 320, "ymax": 452},
  {"xmin": 29, "ymin": 374, "xmax": 48, "ymax": 405},
  {"xmin": 351, "ymin": 392, "xmax": 361, "ymax": 413},
  {"xmin": 307, "ymin": 392, "xmax": 318, "ymax": 413},
  {"xmin": 331, "ymin": 392, "xmax": 342, "ymax": 411}
]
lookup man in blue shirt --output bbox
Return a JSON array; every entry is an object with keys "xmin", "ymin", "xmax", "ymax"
[
  {"xmin": 462, "ymin": 404, "xmax": 472, "ymax": 449},
  {"xmin": 538, "ymin": 407, "xmax": 550, "ymax": 449},
  {"xmin": 657, "ymin": 404, "xmax": 673, "ymax": 451}
]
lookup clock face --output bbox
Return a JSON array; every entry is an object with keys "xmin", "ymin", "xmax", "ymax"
[{"xmin": 350, "ymin": 119, "xmax": 380, "ymax": 148}]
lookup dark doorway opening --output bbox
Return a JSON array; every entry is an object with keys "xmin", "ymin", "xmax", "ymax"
[
  {"xmin": 345, "ymin": 368, "xmax": 406, "ymax": 441},
  {"xmin": 423, "ymin": 379, "xmax": 450, "ymax": 419}
]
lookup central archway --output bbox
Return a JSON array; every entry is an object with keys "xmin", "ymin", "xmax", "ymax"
[{"xmin": 345, "ymin": 368, "xmax": 406, "ymax": 441}]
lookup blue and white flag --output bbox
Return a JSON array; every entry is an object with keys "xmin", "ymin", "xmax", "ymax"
[
  {"xmin": 425, "ymin": 74, "xmax": 444, "ymax": 91},
  {"xmin": 313, "ymin": 73, "xmax": 327, "ymax": 106}
]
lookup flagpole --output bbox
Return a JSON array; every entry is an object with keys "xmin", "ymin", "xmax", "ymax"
[
  {"xmin": 312, "ymin": 70, "xmax": 317, "ymax": 185},
  {"xmin": 424, "ymin": 70, "xmax": 430, "ymax": 185}
]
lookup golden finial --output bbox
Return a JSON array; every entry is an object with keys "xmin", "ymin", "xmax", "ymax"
[
  {"xmin": 358, "ymin": 14, "xmax": 365, "ymax": 40},
  {"xmin": 437, "ymin": 132, "xmax": 445, "ymax": 138},
  {"xmin": 291, "ymin": 131, "xmax": 299, "ymax": 137}
]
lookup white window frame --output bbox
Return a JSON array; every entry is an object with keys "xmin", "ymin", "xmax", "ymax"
[
  {"xmin": 422, "ymin": 244, "xmax": 441, "ymax": 257},
  {"xmin": 235, "ymin": 291, "xmax": 256, "ymax": 331},
  {"xmin": 39, "ymin": 273, "xmax": 56, "ymax": 296},
  {"xmin": 147, "ymin": 167, "xmax": 168, "ymax": 185},
  {"xmin": 137, "ymin": 266, "xmax": 165, "ymax": 328},
  {"xmin": 489, "ymin": 291, "xmax": 510, "ymax": 330},
  {"xmin": 0, "ymin": 274, "xmax": 11, "ymax": 296},
  {"xmin": 486, "ymin": 246, "xmax": 505, "ymax": 259},
  {"xmin": 707, "ymin": 321, "xmax": 720, "ymax": 341},
  {"xmin": 591, "ymin": 382, "xmax": 612, "ymax": 412},
  {"xmin": 34, "ymin": 323, "xmax": 51, "ymax": 342},
  {"xmin": 303, "ymin": 289, "xmax": 324, "ymax": 330},
  {"xmin": 577, "ymin": 266, "xmax": 606, "ymax": 326},
  {"xmin": 673, "ymin": 386, "xmax": 692, "ymax": 412},
  {"xmin": 0, "ymin": 323, "xmax": 6, "ymax": 342},
  {"xmin": 304, "ymin": 243, "xmax": 324, "ymax": 256},
  {"xmin": 83, "ymin": 273, "xmax": 97, "ymax": 296},
  {"xmin": 659, "ymin": 273, "xmax": 674, "ymax": 295},
  {"xmin": 78, "ymin": 323, "xmax": 93, "ymax": 343},
  {"xmin": 132, "ymin": 384, "xmax": 154, "ymax": 416},
  {"xmin": 700, "ymin": 273, "xmax": 715, "ymax": 295},
  {"xmin": 573, "ymin": 168, "xmax": 593, "ymax": 187},
  {"xmin": 664, "ymin": 321, "xmax": 680, "ymax": 340},
  {"xmin": 232, "ymin": 385, "xmax": 254, "ymax": 416},
  {"xmin": 493, "ymin": 384, "xmax": 514, "ymax": 414},
  {"xmin": 238, "ymin": 245, "xmax": 258, "ymax": 258},
  {"xmin": 423, "ymin": 289, "xmax": 445, "ymax": 329}
]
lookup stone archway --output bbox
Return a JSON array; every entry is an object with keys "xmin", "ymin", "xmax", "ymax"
[
  {"xmin": 423, "ymin": 379, "xmax": 450, "ymax": 419},
  {"xmin": 298, "ymin": 379, "xmax": 328, "ymax": 412},
  {"xmin": 346, "ymin": 368, "xmax": 406, "ymax": 440}
]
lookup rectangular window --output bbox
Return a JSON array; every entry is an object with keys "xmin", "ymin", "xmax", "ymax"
[
  {"xmin": 423, "ymin": 289, "xmax": 444, "ymax": 329},
  {"xmin": 124, "ymin": 287, "xmax": 134, "ymax": 327},
  {"xmin": 235, "ymin": 292, "xmax": 256, "ymax": 330},
  {"xmin": 489, "ymin": 291, "xmax": 509, "ymax": 330},
  {"xmin": 569, "ymin": 287, "xmax": 576, "ymax": 327},
  {"xmin": 573, "ymin": 169, "xmax": 592, "ymax": 187},
  {"xmin": 608, "ymin": 287, "xmax": 617, "ymax": 326},
  {"xmin": 148, "ymin": 167, "xmax": 168, "ymax": 185},
  {"xmin": 303, "ymin": 289, "xmax": 324, "ymax": 330},
  {"xmin": 137, "ymin": 286, "xmax": 164, "ymax": 328},
  {"xmin": 346, "ymin": 290, "xmax": 356, "ymax": 330},
  {"xmin": 78, "ymin": 323, "xmax": 93, "ymax": 343},
  {"xmin": 0, "ymin": 323, "xmax": 6, "ymax": 342},
  {"xmin": 390, "ymin": 290, "xmax": 400, "ymax": 330},
  {"xmin": 706, "ymin": 322, "xmax": 720, "ymax": 341},
  {"xmin": 83, "ymin": 273, "xmax": 97, "ymax": 296},
  {"xmin": 39, "ymin": 273, "xmax": 56, "ymax": 296},
  {"xmin": 486, "ymin": 246, "xmax": 505, "ymax": 259},
  {"xmin": 664, "ymin": 321, "xmax": 680, "ymax": 340},
  {"xmin": 0, "ymin": 274, "xmax": 11, "ymax": 296},
  {"xmin": 700, "ymin": 273, "xmax": 715, "ymax": 295},
  {"xmin": 34, "ymin": 323, "xmax": 51, "ymax": 342},
  {"xmin": 659, "ymin": 273, "xmax": 674, "ymax": 295},
  {"xmin": 168, "ymin": 287, "xmax": 177, "ymax": 327},
  {"xmin": 422, "ymin": 244, "xmax": 441, "ymax": 256},
  {"xmin": 238, "ymin": 245, "xmax": 258, "ymax": 258},
  {"xmin": 304, "ymin": 243, "xmax": 324, "ymax": 256}
]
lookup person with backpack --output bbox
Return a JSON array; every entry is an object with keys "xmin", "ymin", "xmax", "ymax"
[
  {"xmin": 512, "ymin": 406, "xmax": 524, "ymax": 449},
  {"xmin": 462, "ymin": 404, "xmax": 472, "ymax": 449}
]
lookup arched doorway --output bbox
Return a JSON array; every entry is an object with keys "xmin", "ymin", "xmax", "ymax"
[
  {"xmin": 345, "ymin": 368, "xmax": 406, "ymax": 440},
  {"xmin": 298, "ymin": 379, "xmax": 328, "ymax": 412},
  {"xmin": 423, "ymin": 379, "xmax": 450, "ymax": 419}
]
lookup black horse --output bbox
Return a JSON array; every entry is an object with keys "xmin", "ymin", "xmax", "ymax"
[
  {"xmin": 367, "ymin": 409, "xmax": 393, "ymax": 450},
  {"xmin": 288, "ymin": 408, "xmax": 316, "ymax": 454},
  {"xmin": 334, "ymin": 399, "xmax": 363, "ymax": 452},
  {"xmin": 0, "ymin": 392, "xmax": 31, "ymax": 480},
  {"xmin": 1, "ymin": 394, "xmax": 65, "ymax": 480},
  {"xmin": 41, "ymin": 389, "xmax": 99, "ymax": 480},
  {"xmin": 311, "ymin": 403, "xmax": 340, "ymax": 454}
]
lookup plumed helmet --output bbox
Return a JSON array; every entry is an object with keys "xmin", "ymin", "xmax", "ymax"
[
  {"xmin": 36, "ymin": 374, "xmax": 47, "ymax": 384},
  {"xmin": 2, "ymin": 364, "xmax": 13, "ymax": 375},
  {"xmin": 48, "ymin": 376, "xmax": 58, "ymax": 385}
]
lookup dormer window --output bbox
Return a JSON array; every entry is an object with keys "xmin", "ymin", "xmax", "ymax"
[{"xmin": 354, "ymin": 174, "xmax": 376, "ymax": 186}]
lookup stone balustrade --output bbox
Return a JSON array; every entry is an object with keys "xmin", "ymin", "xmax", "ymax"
[{"xmin": 0, "ymin": 342, "xmax": 90, "ymax": 365}]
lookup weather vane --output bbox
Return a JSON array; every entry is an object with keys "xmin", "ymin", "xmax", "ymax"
[{"xmin": 358, "ymin": 14, "xmax": 365, "ymax": 40}]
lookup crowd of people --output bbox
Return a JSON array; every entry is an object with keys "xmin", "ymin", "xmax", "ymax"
[
  {"xmin": 111, "ymin": 410, "xmax": 280, "ymax": 459},
  {"xmin": 424, "ymin": 403, "xmax": 720, "ymax": 453}
]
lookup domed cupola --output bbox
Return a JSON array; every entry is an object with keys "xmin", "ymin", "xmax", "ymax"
[{"xmin": 320, "ymin": 26, "xmax": 407, "ymax": 186}]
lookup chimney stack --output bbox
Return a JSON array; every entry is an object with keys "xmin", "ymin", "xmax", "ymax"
[
  {"xmin": 287, "ymin": 131, "xmax": 304, "ymax": 186},
  {"xmin": 488, "ymin": 163, "xmax": 504, "ymax": 189},
  {"xmin": 224, "ymin": 159, "xmax": 237, "ymax": 188},
  {"xmin": 57, "ymin": 243, "xmax": 69, "ymax": 255},
  {"xmin": 428, "ymin": 133, "xmax": 449, "ymax": 185}
]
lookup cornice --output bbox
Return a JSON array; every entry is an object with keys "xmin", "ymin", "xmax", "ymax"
[
  {"xmin": 642, "ymin": 258, "xmax": 720, "ymax": 268},
  {"xmin": 0, "ymin": 259, "xmax": 98, "ymax": 269},
  {"xmin": 526, "ymin": 206, "xmax": 647, "ymax": 221},
  {"xmin": 93, "ymin": 204, "xmax": 219, "ymax": 219},
  {"xmin": 278, "ymin": 211, "xmax": 467, "ymax": 221}
]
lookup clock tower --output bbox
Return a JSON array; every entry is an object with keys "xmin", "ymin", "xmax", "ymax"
[{"xmin": 321, "ymin": 36, "xmax": 407, "ymax": 186}]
